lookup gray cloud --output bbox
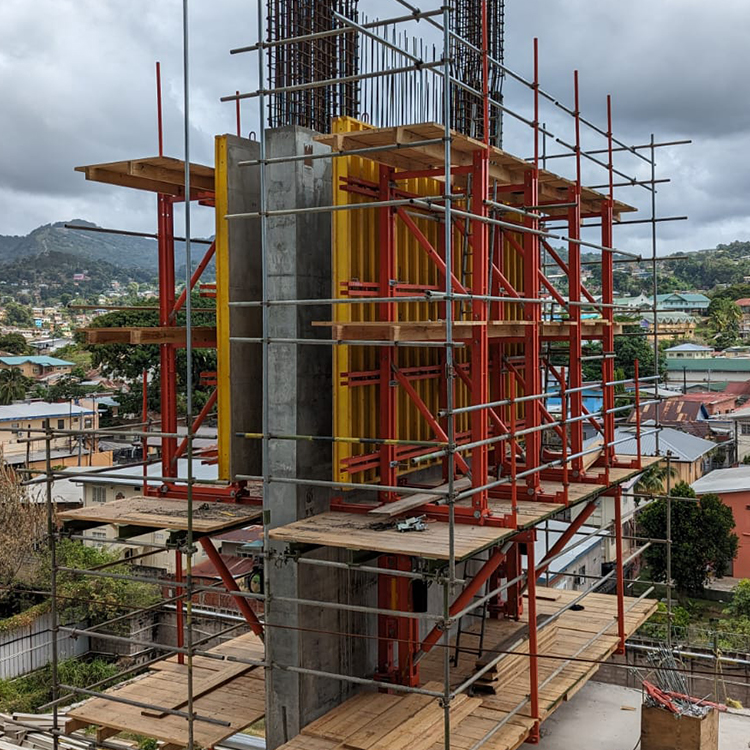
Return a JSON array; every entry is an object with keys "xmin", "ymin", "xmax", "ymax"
[{"xmin": 0, "ymin": 0, "xmax": 748, "ymax": 255}]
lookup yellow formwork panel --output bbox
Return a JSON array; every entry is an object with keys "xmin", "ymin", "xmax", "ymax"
[
  {"xmin": 214, "ymin": 135, "xmax": 231, "ymax": 481},
  {"xmin": 331, "ymin": 117, "xmax": 474, "ymax": 485}
]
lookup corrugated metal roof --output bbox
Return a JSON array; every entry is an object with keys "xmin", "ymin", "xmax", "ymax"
[
  {"xmin": 666, "ymin": 357, "xmax": 750, "ymax": 372},
  {"xmin": 0, "ymin": 356, "xmax": 74, "ymax": 366},
  {"xmin": 664, "ymin": 343, "xmax": 713, "ymax": 352},
  {"xmin": 631, "ymin": 400, "xmax": 709, "ymax": 423},
  {"xmin": 692, "ymin": 466, "xmax": 750, "ymax": 495},
  {"xmin": 614, "ymin": 426, "xmax": 716, "ymax": 462},
  {"xmin": 0, "ymin": 401, "xmax": 95, "ymax": 422}
]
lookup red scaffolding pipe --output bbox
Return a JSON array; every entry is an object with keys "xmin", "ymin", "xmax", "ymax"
[
  {"xmin": 198, "ymin": 538, "xmax": 264, "ymax": 638},
  {"xmin": 419, "ymin": 546, "xmax": 505, "ymax": 655}
]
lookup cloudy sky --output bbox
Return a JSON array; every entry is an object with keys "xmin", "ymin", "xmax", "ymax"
[{"xmin": 0, "ymin": 0, "xmax": 747, "ymax": 257}]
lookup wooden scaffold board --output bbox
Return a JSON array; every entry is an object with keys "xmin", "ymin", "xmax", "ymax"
[{"xmin": 64, "ymin": 633, "xmax": 265, "ymax": 749}]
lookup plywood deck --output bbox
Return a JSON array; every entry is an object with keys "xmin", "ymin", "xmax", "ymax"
[
  {"xmin": 59, "ymin": 496, "xmax": 262, "ymax": 534},
  {"xmin": 64, "ymin": 633, "xmax": 264, "ymax": 749},
  {"xmin": 269, "ymin": 459, "xmax": 656, "ymax": 561},
  {"xmin": 315, "ymin": 123, "xmax": 636, "ymax": 220},
  {"xmin": 313, "ymin": 319, "xmax": 620, "ymax": 342},
  {"xmin": 278, "ymin": 589, "xmax": 656, "ymax": 750},
  {"xmin": 75, "ymin": 156, "xmax": 214, "ymax": 199}
]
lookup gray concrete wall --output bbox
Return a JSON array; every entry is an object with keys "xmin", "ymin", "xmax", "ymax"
[
  {"xmin": 255, "ymin": 126, "xmax": 374, "ymax": 748},
  {"xmin": 223, "ymin": 135, "xmax": 263, "ymax": 478}
]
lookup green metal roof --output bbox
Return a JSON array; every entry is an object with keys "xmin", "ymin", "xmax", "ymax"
[{"xmin": 665, "ymin": 357, "xmax": 750, "ymax": 372}]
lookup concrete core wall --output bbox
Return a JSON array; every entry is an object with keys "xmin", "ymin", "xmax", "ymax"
[{"xmin": 225, "ymin": 126, "xmax": 374, "ymax": 748}]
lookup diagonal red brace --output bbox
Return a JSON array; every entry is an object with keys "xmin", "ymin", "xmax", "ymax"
[
  {"xmin": 393, "ymin": 366, "xmax": 471, "ymax": 475},
  {"xmin": 199, "ymin": 537, "xmax": 264, "ymax": 638},
  {"xmin": 527, "ymin": 499, "xmax": 598, "ymax": 588},
  {"xmin": 171, "ymin": 240, "xmax": 216, "ymax": 319},
  {"xmin": 174, "ymin": 389, "xmax": 218, "ymax": 461},
  {"xmin": 419, "ymin": 546, "xmax": 505, "ymax": 655},
  {"xmin": 396, "ymin": 208, "xmax": 469, "ymax": 296}
]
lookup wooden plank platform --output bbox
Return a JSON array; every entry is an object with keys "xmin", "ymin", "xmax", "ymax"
[
  {"xmin": 59, "ymin": 496, "xmax": 262, "ymax": 534},
  {"xmin": 279, "ymin": 589, "xmax": 656, "ymax": 750},
  {"xmin": 64, "ymin": 633, "xmax": 264, "ymax": 749},
  {"xmin": 270, "ymin": 459, "xmax": 656, "ymax": 561},
  {"xmin": 314, "ymin": 123, "xmax": 635, "ymax": 220},
  {"xmin": 313, "ymin": 319, "xmax": 620, "ymax": 342},
  {"xmin": 82, "ymin": 326, "xmax": 217, "ymax": 347},
  {"xmin": 75, "ymin": 156, "xmax": 214, "ymax": 199}
]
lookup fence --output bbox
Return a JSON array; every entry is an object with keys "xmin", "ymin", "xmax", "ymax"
[{"xmin": 0, "ymin": 612, "xmax": 88, "ymax": 680}]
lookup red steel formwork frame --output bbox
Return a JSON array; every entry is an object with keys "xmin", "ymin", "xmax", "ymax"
[{"xmin": 329, "ymin": 26, "xmax": 645, "ymax": 709}]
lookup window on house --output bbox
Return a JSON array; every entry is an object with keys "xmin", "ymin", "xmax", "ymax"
[
  {"xmin": 57, "ymin": 419, "xmax": 64, "ymax": 429},
  {"xmin": 92, "ymin": 486, "xmax": 106, "ymax": 503},
  {"xmin": 91, "ymin": 530, "xmax": 106, "ymax": 539},
  {"xmin": 574, "ymin": 565, "xmax": 586, "ymax": 587},
  {"xmin": 84, "ymin": 418, "xmax": 92, "ymax": 428},
  {"xmin": 741, "ymin": 423, "xmax": 750, "ymax": 436}
]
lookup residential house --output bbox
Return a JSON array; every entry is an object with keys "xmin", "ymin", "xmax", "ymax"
[
  {"xmin": 29, "ymin": 337, "xmax": 74, "ymax": 355},
  {"xmin": 187, "ymin": 554, "xmax": 263, "ymax": 614},
  {"xmin": 665, "ymin": 356, "xmax": 750, "ymax": 390},
  {"xmin": 713, "ymin": 404, "xmax": 750, "ymax": 462},
  {"xmin": 677, "ymin": 392, "xmax": 737, "ymax": 416},
  {"xmin": 628, "ymin": 398, "xmax": 734, "ymax": 445},
  {"xmin": 613, "ymin": 425, "xmax": 720, "ymax": 488},
  {"xmin": 525, "ymin": 519, "xmax": 605, "ymax": 592},
  {"xmin": 73, "ymin": 459, "xmax": 218, "ymax": 573},
  {"xmin": 664, "ymin": 343, "xmax": 713, "ymax": 359},
  {"xmin": 0, "ymin": 355, "xmax": 74, "ymax": 379},
  {"xmin": 0, "ymin": 400, "xmax": 109, "ymax": 470},
  {"xmin": 735, "ymin": 298, "xmax": 750, "ymax": 339},
  {"xmin": 692, "ymin": 467, "xmax": 750, "ymax": 578},
  {"xmin": 638, "ymin": 311, "xmax": 697, "ymax": 338},
  {"xmin": 654, "ymin": 292, "xmax": 710, "ymax": 315}
]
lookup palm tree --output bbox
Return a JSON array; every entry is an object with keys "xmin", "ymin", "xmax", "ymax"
[
  {"xmin": 0, "ymin": 368, "xmax": 29, "ymax": 405},
  {"xmin": 634, "ymin": 460, "xmax": 678, "ymax": 497}
]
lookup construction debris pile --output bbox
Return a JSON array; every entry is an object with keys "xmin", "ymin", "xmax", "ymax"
[{"xmin": 640, "ymin": 646, "xmax": 726, "ymax": 718}]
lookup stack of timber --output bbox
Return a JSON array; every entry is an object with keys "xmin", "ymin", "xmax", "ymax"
[{"xmin": 473, "ymin": 617, "xmax": 558, "ymax": 694}]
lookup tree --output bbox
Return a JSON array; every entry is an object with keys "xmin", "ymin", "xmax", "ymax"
[
  {"xmin": 613, "ymin": 326, "xmax": 667, "ymax": 382},
  {"xmin": 0, "ymin": 333, "xmax": 31, "ymax": 355},
  {"xmin": 46, "ymin": 376, "xmax": 87, "ymax": 402},
  {"xmin": 708, "ymin": 297, "xmax": 742, "ymax": 348},
  {"xmin": 634, "ymin": 460, "xmax": 677, "ymax": 496},
  {"xmin": 82, "ymin": 294, "xmax": 216, "ymax": 417},
  {"xmin": 638, "ymin": 481, "xmax": 739, "ymax": 596},
  {"xmin": 728, "ymin": 579, "xmax": 750, "ymax": 618},
  {"xmin": 3, "ymin": 302, "xmax": 34, "ymax": 328},
  {"xmin": 0, "ymin": 462, "xmax": 46, "ymax": 587},
  {"xmin": 0, "ymin": 368, "xmax": 29, "ymax": 404}
]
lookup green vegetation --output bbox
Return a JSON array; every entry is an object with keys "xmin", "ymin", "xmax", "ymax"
[
  {"xmin": 3, "ymin": 301, "xmax": 34, "ymax": 327},
  {"xmin": 707, "ymin": 296, "xmax": 742, "ymax": 348},
  {"xmin": 638, "ymin": 481, "xmax": 739, "ymax": 597},
  {"xmin": 633, "ymin": 460, "xmax": 677, "ymax": 497},
  {"xmin": 0, "ymin": 368, "xmax": 30, "ymax": 404},
  {"xmin": 0, "ymin": 658, "xmax": 120, "ymax": 713},
  {"xmin": 0, "ymin": 333, "xmax": 32, "ymax": 354},
  {"xmin": 82, "ymin": 294, "xmax": 216, "ymax": 417},
  {"xmin": 40, "ymin": 540, "xmax": 161, "ymax": 626},
  {"xmin": 610, "ymin": 241, "xmax": 750, "ymax": 295}
]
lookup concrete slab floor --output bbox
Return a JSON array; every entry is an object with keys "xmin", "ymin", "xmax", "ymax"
[{"xmin": 537, "ymin": 681, "xmax": 750, "ymax": 750}]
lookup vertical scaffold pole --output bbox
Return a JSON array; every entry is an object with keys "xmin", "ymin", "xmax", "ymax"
[
  {"xmin": 442, "ymin": 7, "xmax": 455, "ymax": 748},
  {"xmin": 601, "ymin": 95, "xmax": 616, "ymax": 474},
  {"xmin": 522, "ymin": 38, "xmax": 541, "ymax": 497},
  {"xmin": 379, "ymin": 165, "xmax": 398, "ymax": 501},
  {"xmin": 568, "ymin": 70, "xmax": 583, "ymax": 476},
  {"xmin": 614, "ymin": 486, "xmax": 626, "ymax": 653},
  {"xmin": 526, "ymin": 532, "xmax": 540, "ymax": 743}
]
